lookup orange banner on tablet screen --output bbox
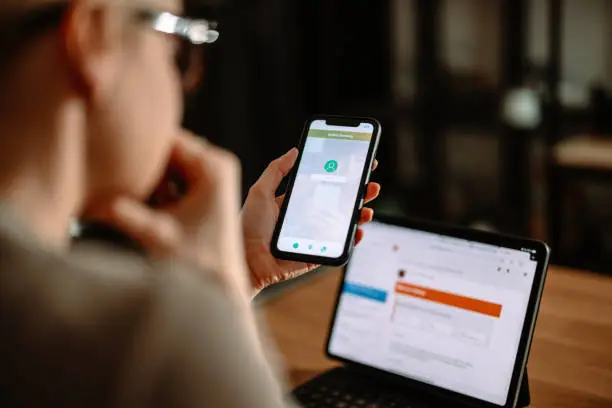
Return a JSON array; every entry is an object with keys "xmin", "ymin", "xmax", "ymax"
[{"xmin": 395, "ymin": 282, "xmax": 503, "ymax": 318}]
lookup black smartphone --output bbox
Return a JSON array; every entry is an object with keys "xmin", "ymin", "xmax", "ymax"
[{"xmin": 271, "ymin": 116, "xmax": 381, "ymax": 266}]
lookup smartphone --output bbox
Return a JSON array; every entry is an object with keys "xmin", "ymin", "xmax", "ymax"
[{"xmin": 271, "ymin": 116, "xmax": 381, "ymax": 266}]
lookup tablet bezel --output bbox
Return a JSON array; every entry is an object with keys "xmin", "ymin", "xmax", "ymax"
[{"xmin": 325, "ymin": 215, "xmax": 550, "ymax": 408}]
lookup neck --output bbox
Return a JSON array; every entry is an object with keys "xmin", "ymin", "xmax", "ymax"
[
  {"xmin": 0, "ymin": 104, "xmax": 85, "ymax": 249},
  {"xmin": 0, "ymin": 175, "xmax": 75, "ymax": 248}
]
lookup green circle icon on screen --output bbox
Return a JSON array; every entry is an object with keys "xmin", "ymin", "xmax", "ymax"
[
  {"xmin": 324, "ymin": 160, "xmax": 338, "ymax": 173},
  {"xmin": 321, "ymin": 246, "xmax": 327, "ymax": 253},
  {"xmin": 293, "ymin": 243, "xmax": 299, "ymax": 249}
]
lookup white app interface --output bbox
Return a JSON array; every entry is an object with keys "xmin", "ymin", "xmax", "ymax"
[
  {"xmin": 277, "ymin": 120, "xmax": 374, "ymax": 258},
  {"xmin": 328, "ymin": 222, "xmax": 538, "ymax": 406}
]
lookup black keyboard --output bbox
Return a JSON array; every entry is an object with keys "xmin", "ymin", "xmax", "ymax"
[{"xmin": 293, "ymin": 367, "xmax": 426, "ymax": 408}]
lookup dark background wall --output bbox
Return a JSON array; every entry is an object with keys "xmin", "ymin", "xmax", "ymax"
[
  {"xmin": 183, "ymin": 0, "xmax": 393, "ymax": 197},
  {"xmin": 183, "ymin": 0, "xmax": 612, "ymax": 273}
]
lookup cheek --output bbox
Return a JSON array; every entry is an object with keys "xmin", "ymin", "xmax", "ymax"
[
  {"xmin": 88, "ymin": 40, "xmax": 183, "ymax": 198},
  {"xmin": 128, "ymin": 40, "xmax": 183, "ymax": 170},
  {"xmin": 137, "ymin": 38, "xmax": 183, "ymax": 140},
  {"xmin": 140, "ymin": 43, "xmax": 183, "ymax": 187},
  {"xmin": 143, "ymin": 46, "xmax": 183, "ymax": 189}
]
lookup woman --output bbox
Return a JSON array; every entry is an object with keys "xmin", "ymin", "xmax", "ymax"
[{"xmin": 0, "ymin": 0, "xmax": 380, "ymax": 406}]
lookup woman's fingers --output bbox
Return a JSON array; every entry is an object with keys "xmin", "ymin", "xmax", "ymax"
[
  {"xmin": 355, "ymin": 228, "xmax": 365, "ymax": 246},
  {"xmin": 364, "ymin": 183, "xmax": 381, "ymax": 204},
  {"xmin": 252, "ymin": 149, "xmax": 298, "ymax": 198},
  {"xmin": 359, "ymin": 208, "xmax": 374, "ymax": 226},
  {"xmin": 85, "ymin": 197, "xmax": 180, "ymax": 252},
  {"xmin": 275, "ymin": 194, "xmax": 285, "ymax": 208}
]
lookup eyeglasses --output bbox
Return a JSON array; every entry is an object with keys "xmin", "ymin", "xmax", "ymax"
[
  {"xmin": 0, "ymin": 3, "xmax": 219, "ymax": 89},
  {"xmin": 142, "ymin": 11, "xmax": 219, "ymax": 45},
  {"xmin": 138, "ymin": 10, "xmax": 218, "ymax": 91}
]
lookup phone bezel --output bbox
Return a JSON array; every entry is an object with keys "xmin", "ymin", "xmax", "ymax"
[
  {"xmin": 270, "ymin": 115, "xmax": 381, "ymax": 266},
  {"xmin": 325, "ymin": 215, "xmax": 551, "ymax": 408}
]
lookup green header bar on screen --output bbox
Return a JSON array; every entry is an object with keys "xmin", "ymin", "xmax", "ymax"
[{"xmin": 308, "ymin": 129, "xmax": 372, "ymax": 141}]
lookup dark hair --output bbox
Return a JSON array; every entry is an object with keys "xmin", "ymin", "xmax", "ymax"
[{"xmin": 0, "ymin": 3, "xmax": 68, "ymax": 69}]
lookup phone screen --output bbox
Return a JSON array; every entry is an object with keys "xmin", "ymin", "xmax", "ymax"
[{"xmin": 276, "ymin": 119, "xmax": 376, "ymax": 259}]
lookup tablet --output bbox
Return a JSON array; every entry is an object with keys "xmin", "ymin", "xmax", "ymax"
[{"xmin": 327, "ymin": 216, "xmax": 549, "ymax": 408}]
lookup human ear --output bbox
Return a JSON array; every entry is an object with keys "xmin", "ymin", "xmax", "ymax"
[{"xmin": 60, "ymin": 3, "xmax": 125, "ymax": 102}]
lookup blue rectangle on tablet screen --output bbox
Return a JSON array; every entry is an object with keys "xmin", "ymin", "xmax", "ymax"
[{"xmin": 343, "ymin": 282, "xmax": 388, "ymax": 303}]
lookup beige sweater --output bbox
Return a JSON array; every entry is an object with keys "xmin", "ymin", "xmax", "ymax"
[{"xmin": 0, "ymin": 209, "xmax": 298, "ymax": 407}]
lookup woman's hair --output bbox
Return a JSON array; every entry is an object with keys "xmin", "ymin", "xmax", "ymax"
[
  {"xmin": 0, "ymin": 2, "xmax": 68, "ymax": 69},
  {"xmin": 1, "ymin": 0, "xmax": 62, "ymax": 13}
]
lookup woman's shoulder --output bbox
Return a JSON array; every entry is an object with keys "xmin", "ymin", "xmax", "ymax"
[{"xmin": 0, "ymin": 210, "xmax": 244, "ymax": 406}]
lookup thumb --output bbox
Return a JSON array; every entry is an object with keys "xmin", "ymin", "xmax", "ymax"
[
  {"xmin": 255, "ymin": 148, "xmax": 298, "ymax": 194},
  {"xmin": 85, "ymin": 198, "xmax": 180, "ymax": 253}
]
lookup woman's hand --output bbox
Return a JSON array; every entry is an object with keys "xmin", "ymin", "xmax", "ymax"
[
  {"xmin": 84, "ymin": 132, "xmax": 251, "ymax": 301},
  {"xmin": 242, "ymin": 148, "xmax": 381, "ymax": 295}
]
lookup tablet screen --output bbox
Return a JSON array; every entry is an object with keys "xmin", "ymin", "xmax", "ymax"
[{"xmin": 328, "ymin": 221, "xmax": 539, "ymax": 406}]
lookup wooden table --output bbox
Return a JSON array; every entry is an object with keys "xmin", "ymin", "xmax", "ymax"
[{"xmin": 262, "ymin": 267, "xmax": 612, "ymax": 407}]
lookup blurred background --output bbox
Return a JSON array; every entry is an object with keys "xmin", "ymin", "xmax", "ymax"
[{"xmin": 185, "ymin": 0, "xmax": 612, "ymax": 274}]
